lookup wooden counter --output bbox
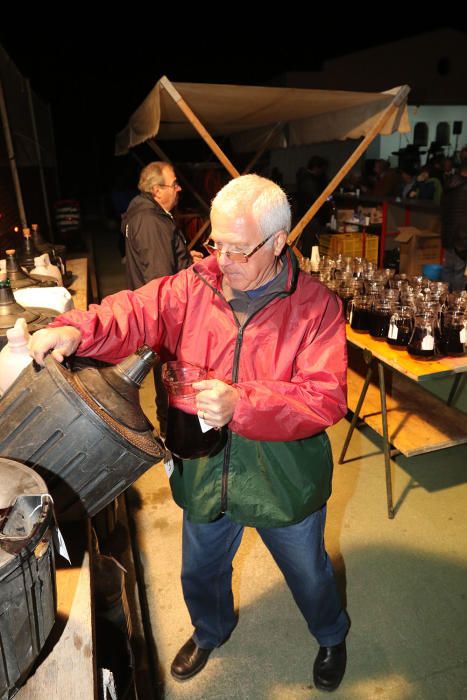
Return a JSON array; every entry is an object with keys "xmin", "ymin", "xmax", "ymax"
[
  {"xmin": 17, "ymin": 524, "xmax": 96, "ymax": 699},
  {"xmin": 346, "ymin": 325, "xmax": 467, "ymax": 382},
  {"xmin": 17, "ymin": 255, "xmax": 96, "ymax": 699},
  {"xmin": 66, "ymin": 257, "xmax": 88, "ymax": 311}
]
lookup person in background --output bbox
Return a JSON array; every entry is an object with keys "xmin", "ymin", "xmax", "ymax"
[
  {"xmin": 30, "ymin": 174, "xmax": 350, "ymax": 693},
  {"xmin": 369, "ymin": 159, "xmax": 401, "ymax": 197},
  {"xmin": 122, "ymin": 161, "xmax": 203, "ymax": 432},
  {"xmin": 295, "ymin": 156, "xmax": 331, "ymax": 258},
  {"xmin": 441, "ymin": 150, "xmax": 467, "ymax": 290},
  {"xmin": 443, "ymin": 157, "xmax": 457, "ymax": 188},
  {"xmin": 399, "ymin": 164, "xmax": 418, "ymax": 199},
  {"xmin": 123, "ymin": 161, "xmax": 201, "ymax": 288},
  {"xmin": 407, "ymin": 164, "xmax": 443, "ymax": 205}
]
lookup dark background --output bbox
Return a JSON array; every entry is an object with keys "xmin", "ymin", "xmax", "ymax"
[{"xmin": 0, "ymin": 18, "xmax": 464, "ymax": 200}]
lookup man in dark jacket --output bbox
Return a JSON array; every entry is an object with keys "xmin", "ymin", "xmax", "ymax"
[
  {"xmin": 122, "ymin": 161, "xmax": 202, "ymax": 431},
  {"xmin": 441, "ymin": 151, "xmax": 467, "ymax": 291},
  {"xmin": 123, "ymin": 161, "xmax": 193, "ymax": 289}
]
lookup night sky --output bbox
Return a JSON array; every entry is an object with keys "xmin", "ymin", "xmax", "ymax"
[{"xmin": 0, "ymin": 18, "xmax": 464, "ymax": 200}]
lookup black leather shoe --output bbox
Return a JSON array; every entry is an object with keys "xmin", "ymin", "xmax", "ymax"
[
  {"xmin": 171, "ymin": 637, "xmax": 213, "ymax": 681},
  {"xmin": 313, "ymin": 641, "xmax": 347, "ymax": 692}
]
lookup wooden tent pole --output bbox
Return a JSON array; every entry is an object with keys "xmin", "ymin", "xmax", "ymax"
[
  {"xmin": 288, "ymin": 85, "xmax": 410, "ymax": 249},
  {"xmin": 187, "ymin": 219, "xmax": 211, "ymax": 249},
  {"xmin": 160, "ymin": 76, "xmax": 240, "ymax": 178},
  {"xmin": 147, "ymin": 138, "xmax": 211, "ymax": 249},
  {"xmin": 186, "ymin": 123, "xmax": 286, "ymax": 249}
]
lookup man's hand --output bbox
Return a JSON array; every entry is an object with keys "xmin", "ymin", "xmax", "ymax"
[
  {"xmin": 29, "ymin": 326, "xmax": 82, "ymax": 366},
  {"xmin": 193, "ymin": 379, "xmax": 239, "ymax": 428},
  {"xmin": 189, "ymin": 250, "xmax": 204, "ymax": 264}
]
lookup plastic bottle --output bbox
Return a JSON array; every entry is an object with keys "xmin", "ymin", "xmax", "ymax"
[
  {"xmin": 31, "ymin": 253, "xmax": 63, "ymax": 286},
  {"xmin": 19, "ymin": 227, "xmax": 40, "ymax": 272},
  {"xmin": 0, "ymin": 318, "xmax": 33, "ymax": 397}
]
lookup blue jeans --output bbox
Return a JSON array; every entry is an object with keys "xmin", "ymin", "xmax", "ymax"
[{"xmin": 181, "ymin": 508, "xmax": 349, "ymax": 649}]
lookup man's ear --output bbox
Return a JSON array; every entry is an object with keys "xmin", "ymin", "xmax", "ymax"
[{"xmin": 274, "ymin": 230, "xmax": 288, "ymax": 256}]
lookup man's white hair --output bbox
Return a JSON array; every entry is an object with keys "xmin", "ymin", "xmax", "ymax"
[{"xmin": 211, "ymin": 174, "xmax": 291, "ymax": 241}]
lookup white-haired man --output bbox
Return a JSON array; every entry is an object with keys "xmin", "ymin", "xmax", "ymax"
[{"xmin": 30, "ymin": 174, "xmax": 349, "ymax": 692}]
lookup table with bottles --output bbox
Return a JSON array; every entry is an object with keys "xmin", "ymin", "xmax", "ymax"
[
  {"xmin": 342, "ymin": 324, "xmax": 467, "ymax": 519},
  {"xmin": 66, "ymin": 257, "xmax": 88, "ymax": 310},
  {"xmin": 304, "ymin": 254, "xmax": 467, "ymax": 519}
]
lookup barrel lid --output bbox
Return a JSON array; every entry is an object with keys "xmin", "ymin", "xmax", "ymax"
[
  {"xmin": 45, "ymin": 349, "xmax": 165, "ymax": 459},
  {"xmin": 75, "ymin": 346, "xmax": 157, "ymax": 431}
]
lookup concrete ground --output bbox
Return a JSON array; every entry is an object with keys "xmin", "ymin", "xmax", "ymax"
[{"xmin": 90, "ymin": 221, "xmax": 467, "ymax": 700}]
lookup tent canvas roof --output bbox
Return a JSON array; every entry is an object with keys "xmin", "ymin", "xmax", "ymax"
[{"xmin": 115, "ymin": 79, "xmax": 410, "ymax": 156}]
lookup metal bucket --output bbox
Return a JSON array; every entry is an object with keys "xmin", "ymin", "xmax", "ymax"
[
  {"xmin": 0, "ymin": 348, "xmax": 165, "ymax": 517},
  {"xmin": 0, "ymin": 458, "xmax": 56, "ymax": 700}
]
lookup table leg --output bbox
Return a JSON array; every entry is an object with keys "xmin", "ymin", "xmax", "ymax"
[
  {"xmin": 339, "ymin": 362, "xmax": 373, "ymax": 464},
  {"xmin": 447, "ymin": 374, "xmax": 462, "ymax": 406},
  {"xmin": 377, "ymin": 362, "xmax": 394, "ymax": 519}
]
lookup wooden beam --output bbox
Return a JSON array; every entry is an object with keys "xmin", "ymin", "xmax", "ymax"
[
  {"xmin": 288, "ymin": 85, "xmax": 411, "ymax": 247},
  {"xmin": 187, "ymin": 218, "xmax": 211, "ymax": 250},
  {"xmin": 160, "ymin": 76, "xmax": 240, "ymax": 179}
]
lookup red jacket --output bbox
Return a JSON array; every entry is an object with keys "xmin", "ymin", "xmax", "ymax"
[
  {"xmin": 53, "ymin": 251, "xmax": 347, "ymax": 443},
  {"xmin": 51, "ymin": 250, "xmax": 347, "ymax": 525}
]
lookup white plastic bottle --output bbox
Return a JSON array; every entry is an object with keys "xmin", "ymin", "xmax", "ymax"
[
  {"xmin": 0, "ymin": 318, "xmax": 33, "ymax": 397},
  {"xmin": 31, "ymin": 253, "xmax": 63, "ymax": 286}
]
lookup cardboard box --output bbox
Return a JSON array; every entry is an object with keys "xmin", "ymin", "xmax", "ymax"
[
  {"xmin": 336, "ymin": 208, "xmax": 355, "ymax": 224},
  {"xmin": 395, "ymin": 227, "xmax": 441, "ymax": 275}
]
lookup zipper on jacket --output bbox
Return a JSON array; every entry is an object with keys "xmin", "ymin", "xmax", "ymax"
[
  {"xmin": 193, "ymin": 257, "xmax": 297, "ymax": 514},
  {"xmin": 219, "ymin": 289, "xmax": 293, "ymax": 513},
  {"xmin": 220, "ymin": 325, "xmax": 243, "ymax": 512}
]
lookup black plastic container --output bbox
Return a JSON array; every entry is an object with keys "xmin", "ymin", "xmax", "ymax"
[
  {"xmin": 0, "ymin": 347, "xmax": 165, "ymax": 517},
  {"xmin": 0, "ymin": 458, "xmax": 56, "ymax": 699}
]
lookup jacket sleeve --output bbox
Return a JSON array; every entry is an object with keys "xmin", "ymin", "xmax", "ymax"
[
  {"xmin": 48, "ymin": 270, "xmax": 191, "ymax": 364},
  {"xmin": 128, "ymin": 211, "xmax": 181, "ymax": 283},
  {"xmin": 229, "ymin": 292, "xmax": 348, "ymax": 441},
  {"xmin": 173, "ymin": 227, "xmax": 192, "ymax": 271}
]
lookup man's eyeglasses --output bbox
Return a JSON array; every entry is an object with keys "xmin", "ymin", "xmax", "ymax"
[
  {"xmin": 158, "ymin": 180, "xmax": 180, "ymax": 190},
  {"xmin": 203, "ymin": 232, "xmax": 276, "ymax": 263}
]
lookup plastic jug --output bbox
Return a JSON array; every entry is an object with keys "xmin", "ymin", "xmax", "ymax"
[
  {"xmin": 13, "ymin": 286, "xmax": 74, "ymax": 313},
  {"xmin": 0, "ymin": 318, "xmax": 33, "ymax": 396},
  {"xmin": 31, "ymin": 253, "xmax": 63, "ymax": 286}
]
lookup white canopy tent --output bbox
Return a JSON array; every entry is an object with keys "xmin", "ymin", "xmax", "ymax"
[{"xmin": 116, "ymin": 77, "xmax": 410, "ymax": 248}]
